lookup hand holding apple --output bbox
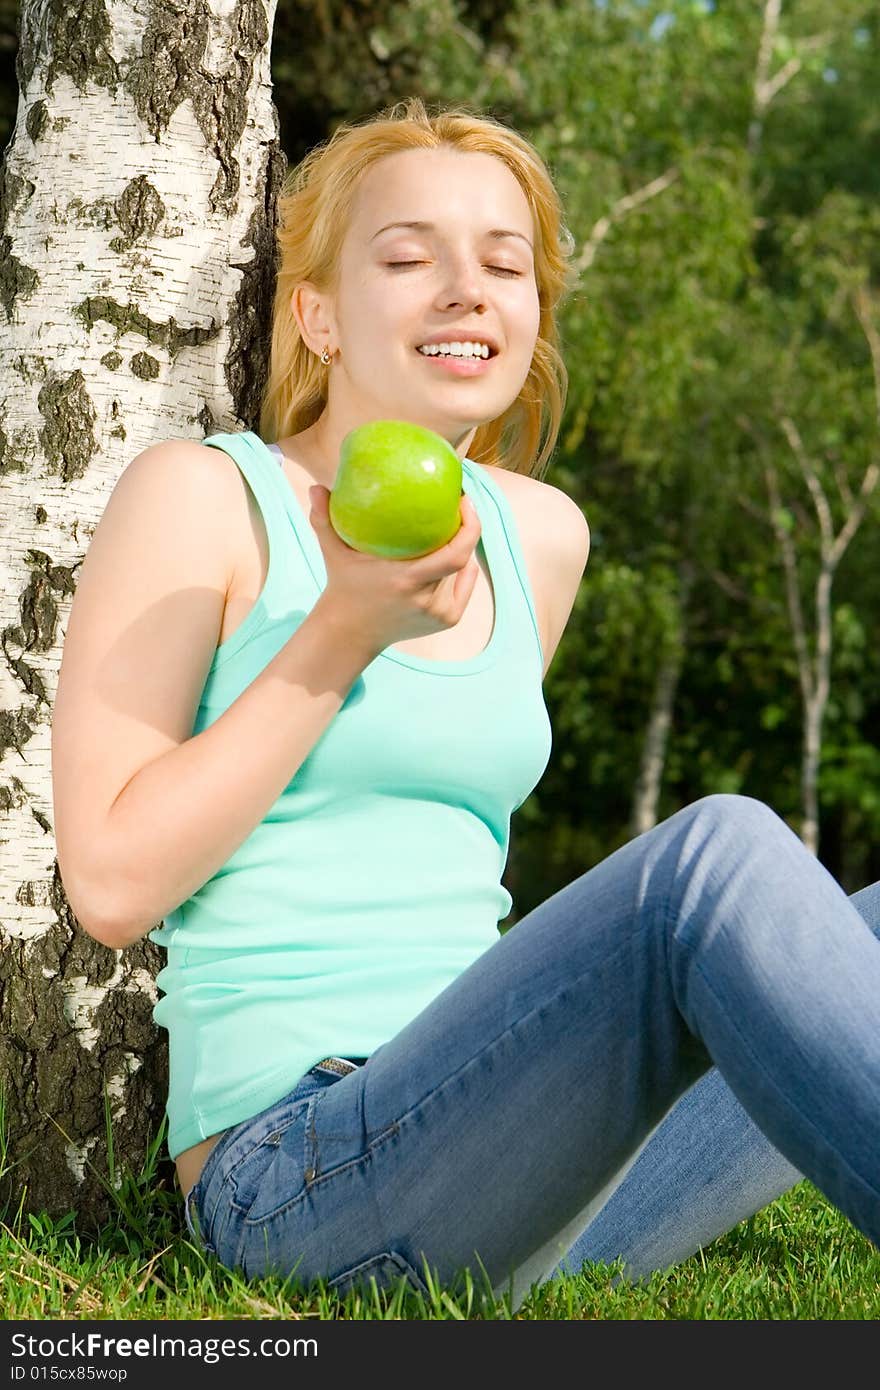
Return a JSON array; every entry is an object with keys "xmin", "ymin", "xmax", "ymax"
[{"xmin": 307, "ymin": 466, "xmax": 482, "ymax": 660}]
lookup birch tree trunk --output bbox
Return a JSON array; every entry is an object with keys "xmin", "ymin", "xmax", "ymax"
[
  {"xmin": 629, "ymin": 562, "xmax": 694, "ymax": 838},
  {"xmin": 763, "ymin": 404, "xmax": 879, "ymax": 856},
  {"xmin": 737, "ymin": 286, "xmax": 880, "ymax": 858},
  {"xmin": 0, "ymin": 0, "xmax": 284, "ymax": 1229}
]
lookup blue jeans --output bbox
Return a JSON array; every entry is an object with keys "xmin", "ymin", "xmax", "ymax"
[{"xmin": 183, "ymin": 795, "xmax": 880, "ymax": 1310}]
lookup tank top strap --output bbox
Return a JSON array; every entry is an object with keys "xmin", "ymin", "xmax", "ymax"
[
  {"xmin": 201, "ymin": 433, "xmax": 544, "ymax": 676},
  {"xmin": 461, "ymin": 459, "xmax": 544, "ymax": 675},
  {"xmin": 201, "ymin": 429, "xmax": 305, "ymax": 603}
]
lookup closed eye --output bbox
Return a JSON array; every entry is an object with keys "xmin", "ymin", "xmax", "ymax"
[{"xmin": 385, "ymin": 261, "xmax": 522, "ymax": 277}]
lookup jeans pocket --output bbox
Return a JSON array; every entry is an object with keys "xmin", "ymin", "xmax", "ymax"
[
  {"xmin": 206, "ymin": 1136, "xmax": 286, "ymax": 1271},
  {"xmin": 328, "ymin": 1250, "xmax": 431, "ymax": 1300},
  {"xmin": 240, "ymin": 1093, "xmax": 319, "ymax": 1226},
  {"xmin": 184, "ymin": 1180, "xmax": 209, "ymax": 1252},
  {"xmin": 192, "ymin": 1088, "xmax": 320, "ymax": 1266}
]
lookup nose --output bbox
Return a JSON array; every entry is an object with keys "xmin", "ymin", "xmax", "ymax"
[{"xmin": 436, "ymin": 252, "xmax": 486, "ymax": 312}]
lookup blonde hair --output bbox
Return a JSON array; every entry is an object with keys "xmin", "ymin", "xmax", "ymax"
[{"xmin": 258, "ymin": 97, "xmax": 579, "ymax": 479}]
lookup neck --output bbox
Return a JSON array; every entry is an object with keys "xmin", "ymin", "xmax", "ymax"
[{"xmin": 303, "ymin": 411, "xmax": 478, "ymax": 484}]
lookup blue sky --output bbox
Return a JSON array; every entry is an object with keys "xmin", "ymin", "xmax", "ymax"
[{"xmin": 591, "ymin": 1, "xmax": 718, "ymax": 34}]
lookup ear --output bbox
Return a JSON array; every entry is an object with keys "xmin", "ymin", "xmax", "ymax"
[{"xmin": 290, "ymin": 281, "xmax": 337, "ymax": 356}]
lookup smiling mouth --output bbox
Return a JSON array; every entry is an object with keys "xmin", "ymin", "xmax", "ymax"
[
  {"xmin": 414, "ymin": 342, "xmax": 499, "ymax": 360},
  {"xmin": 414, "ymin": 352, "xmax": 497, "ymax": 377}
]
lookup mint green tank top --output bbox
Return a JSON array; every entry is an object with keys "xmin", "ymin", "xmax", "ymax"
[{"xmin": 148, "ymin": 430, "xmax": 553, "ymax": 1159}]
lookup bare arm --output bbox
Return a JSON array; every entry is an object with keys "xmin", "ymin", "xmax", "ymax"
[
  {"xmin": 98, "ymin": 594, "xmax": 377, "ymax": 948},
  {"xmin": 51, "ymin": 442, "xmax": 378, "ymax": 950},
  {"xmin": 52, "ymin": 441, "xmax": 480, "ymax": 952}
]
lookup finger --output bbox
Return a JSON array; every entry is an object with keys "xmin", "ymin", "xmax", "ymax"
[
  {"xmin": 452, "ymin": 554, "xmax": 480, "ymax": 610},
  {"xmin": 444, "ymin": 498, "xmax": 480, "ymax": 563},
  {"xmin": 414, "ymin": 498, "xmax": 479, "ymax": 574},
  {"xmin": 461, "ymin": 494, "xmax": 481, "ymax": 541},
  {"xmin": 309, "ymin": 487, "xmax": 348, "ymax": 548}
]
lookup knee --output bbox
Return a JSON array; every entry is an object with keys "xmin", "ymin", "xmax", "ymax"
[
  {"xmin": 686, "ymin": 793, "xmax": 789, "ymax": 844},
  {"xmin": 667, "ymin": 794, "xmax": 802, "ymax": 954}
]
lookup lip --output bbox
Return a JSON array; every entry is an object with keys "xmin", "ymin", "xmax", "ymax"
[{"xmin": 414, "ymin": 347, "xmax": 496, "ymax": 376}]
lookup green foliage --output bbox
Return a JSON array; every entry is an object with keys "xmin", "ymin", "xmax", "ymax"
[
  {"xmin": 496, "ymin": 0, "xmax": 880, "ymax": 892},
  {"xmin": 263, "ymin": 0, "xmax": 880, "ymax": 891},
  {"xmin": 6, "ymin": 0, "xmax": 877, "ymax": 890}
]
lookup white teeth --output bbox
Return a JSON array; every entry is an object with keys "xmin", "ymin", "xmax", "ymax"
[{"xmin": 417, "ymin": 341, "xmax": 491, "ymax": 358}]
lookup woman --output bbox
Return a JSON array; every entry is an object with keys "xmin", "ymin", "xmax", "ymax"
[{"xmin": 51, "ymin": 97, "xmax": 879, "ymax": 1311}]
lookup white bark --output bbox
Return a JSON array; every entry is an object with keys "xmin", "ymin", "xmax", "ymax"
[
  {"xmin": 736, "ymin": 286, "xmax": 880, "ymax": 856},
  {"xmin": 748, "ymin": 0, "xmax": 832, "ymax": 160},
  {"xmin": 0, "ymin": 0, "xmax": 283, "ymax": 1222},
  {"xmin": 630, "ymin": 564, "xmax": 693, "ymax": 838}
]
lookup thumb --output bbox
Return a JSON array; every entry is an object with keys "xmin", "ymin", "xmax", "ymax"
[{"xmin": 309, "ymin": 484, "xmax": 329, "ymax": 518}]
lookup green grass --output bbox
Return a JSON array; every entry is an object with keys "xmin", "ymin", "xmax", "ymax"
[{"xmin": 1, "ymin": 1089, "xmax": 878, "ymax": 1320}]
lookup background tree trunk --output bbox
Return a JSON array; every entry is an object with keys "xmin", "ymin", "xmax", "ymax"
[
  {"xmin": 0, "ymin": 0, "xmax": 285, "ymax": 1229},
  {"xmin": 630, "ymin": 561, "xmax": 694, "ymax": 837}
]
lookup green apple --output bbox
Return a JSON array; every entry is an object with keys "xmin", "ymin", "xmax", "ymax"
[{"xmin": 329, "ymin": 420, "xmax": 464, "ymax": 559}]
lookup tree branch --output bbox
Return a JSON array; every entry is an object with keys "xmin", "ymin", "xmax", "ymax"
[
  {"xmin": 830, "ymin": 461, "xmax": 880, "ymax": 567},
  {"xmin": 763, "ymin": 457, "xmax": 814, "ymax": 707},
  {"xmin": 572, "ymin": 166, "xmax": 681, "ymax": 276},
  {"xmin": 779, "ymin": 414, "xmax": 834, "ymax": 552},
  {"xmin": 748, "ymin": 0, "xmax": 832, "ymax": 157},
  {"xmin": 748, "ymin": 0, "xmax": 782, "ymax": 159},
  {"xmin": 853, "ymin": 282, "xmax": 880, "ymax": 436},
  {"xmin": 831, "ymin": 455, "xmax": 854, "ymax": 509}
]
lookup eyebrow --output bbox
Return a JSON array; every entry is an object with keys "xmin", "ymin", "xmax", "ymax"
[{"xmin": 370, "ymin": 220, "xmax": 534, "ymax": 252}]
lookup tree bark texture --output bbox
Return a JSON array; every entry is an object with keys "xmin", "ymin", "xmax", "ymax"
[{"xmin": 0, "ymin": 0, "xmax": 285, "ymax": 1229}]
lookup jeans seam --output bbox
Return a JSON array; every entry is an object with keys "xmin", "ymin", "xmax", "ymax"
[
  {"xmin": 188, "ymin": 1117, "xmax": 251, "ymax": 1214},
  {"xmin": 243, "ymin": 1109, "xmax": 400, "ymax": 1228},
  {"xmin": 253, "ymin": 969, "xmax": 629, "ymax": 1226},
  {"xmin": 185, "ymin": 1182, "xmax": 213, "ymax": 1255},
  {"xmin": 692, "ymin": 958, "xmax": 880, "ymax": 1203},
  {"xmin": 188, "ymin": 1085, "xmax": 326, "ymax": 1257},
  {"xmin": 191, "ymin": 1066, "xmax": 346, "ymax": 1202},
  {"xmin": 380, "ymin": 963, "xmax": 629, "ymax": 1135}
]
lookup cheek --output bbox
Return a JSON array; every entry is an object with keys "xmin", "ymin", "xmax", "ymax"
[
  {"xmin": 521, "ymin": 303, "xmax": 542, "ymax": 360},
  {"xmin": 517, "ymin": 283, "xmax": 541, "ymax": 338},
  {"xmin": 530, "ymin": 284, "xmax": 542, "ymax": 327},
  {"xmin": 342, "ymin": 271, "xmax": 395, "ymax": 322}
]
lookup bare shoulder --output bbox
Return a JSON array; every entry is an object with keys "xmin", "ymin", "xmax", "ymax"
[
  {"xmin": 51, "ymin": 435, "xmax": 248, "ymax": 942},
  {"xmin": 116, "ymin": 435, "xmax": 255, "ymax": 584},
  {"xmin": 483, "ymin": 465, "xmax": 590, "ymax": 565},
  {"xmin": 483, "ymin": 462, "xmax": 581, "ymax": 510},
  {"xmin": 118, "ymin": 435, "xmax": 246, "ymax": 517},
  {"xmin": 482, "ymin": 465, "xmax": 590, "ymax": 677}
]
